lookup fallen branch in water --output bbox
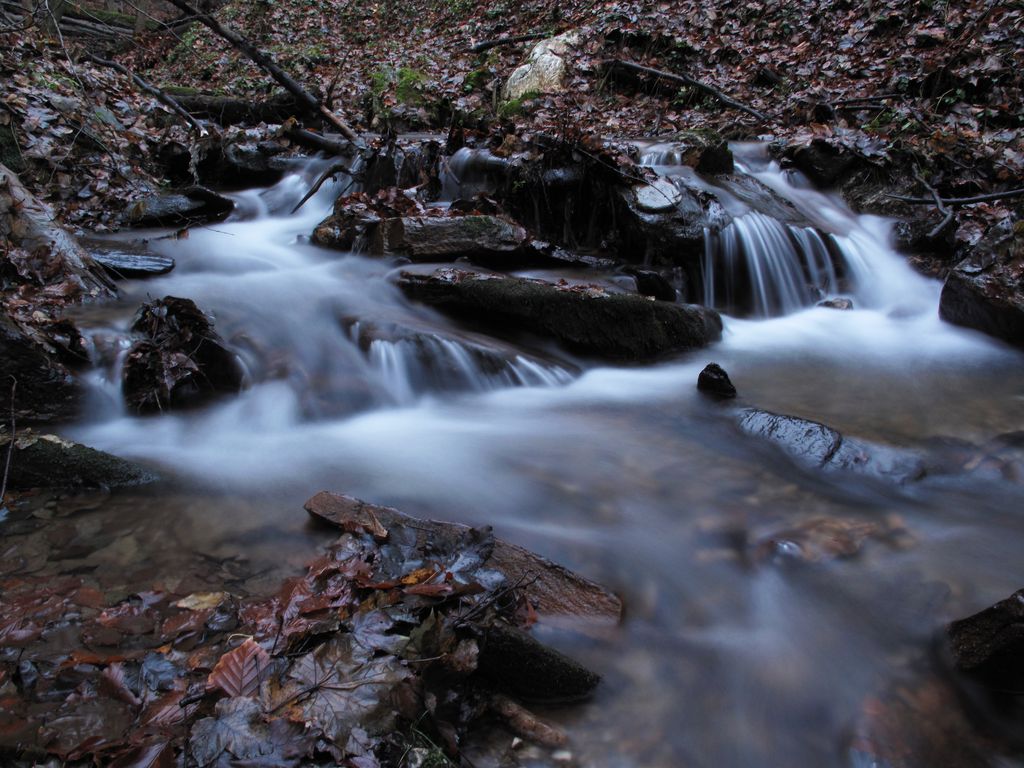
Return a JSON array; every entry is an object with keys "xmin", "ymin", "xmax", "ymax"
[
  {"xmin": 469, "ymin": 32, "xmax": 546, "ymax": 54},
  {"xmin": 603, "ymin": 59, "xmax": 768, "ymax": 121},
  {"xmin": 886, "ymin": 187, "xmax": 1024, "ymax": 206},
  {"xmin": 83, "ymin": 53, "xmax": 205, "ymax": 135},
  {"xmin": 160, "ymin": 0, "xmax": 360, "ymax": 143},
  {"xmin": 290, "ymin": 161, "xmax": 357, "ymax": 214}
]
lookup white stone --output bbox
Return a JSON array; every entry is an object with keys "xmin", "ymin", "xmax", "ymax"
[
  {"xmin": 503, "ymin": 31, "xmax": 581, "ymax": 100},
  {"xmin": 634, "ymin": 179, "xmax": 683, "ymax": 212}
]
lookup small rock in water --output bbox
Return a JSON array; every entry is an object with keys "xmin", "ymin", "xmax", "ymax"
[
  {"xmin": 818, "ymin": 297, "xmax": 854, "ymax": 310},
  {"xmin": 697, "ymin": 363, "xmax": 737, "ymax": 399}
]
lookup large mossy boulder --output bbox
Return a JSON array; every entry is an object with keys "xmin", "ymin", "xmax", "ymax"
[{"xmin": 397, "ymin": 268, "xmax": 721, "ymax": 361}]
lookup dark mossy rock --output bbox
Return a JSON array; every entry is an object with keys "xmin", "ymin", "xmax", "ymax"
[
  {"xmin": 371, "ymin": 215, "xmax": 529, "ymax": 262},
  {"xmin": 0, "ymin": 432, "xmax": 155, "ymax": 489},
  {"xmin": 127, "ymin": 186, "xmax": 234, "ymax": 228},
  {"xmin": 397, "ymin": 269, "xmax": 722, "ymax": 361},
  {"xmin": 476, "ymin": 622, "xmax": 600, "ymax": 703},
  {"xmin": 939, "ymin": 219, "xmax": 1024, "ymax": 349},
  {"xmin": 782, "ymin": 138, "xmax": 863, "ymax": 188},
  {"xmin": 945, "ymin": 588, "xmax": 1024, "ymax": 748},
  {"xmin": 122, "ymin": 296, "xmax": 244, "ymax": 414},
  {"xmin": 623, "ymin": 267, "xmax": 676, "ymax": 301},
  {"xmin": 0, "ymin": 313, "xmax": 82, "ymax": 424},
  {"xmin": 949, "ymin": 588, "xmax": 1024, "ymax": 690}
]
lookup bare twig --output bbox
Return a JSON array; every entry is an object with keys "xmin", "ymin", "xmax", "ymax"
[
  {"xmin": 290, "ymin": 162, "xmax": 356, "ymax": 214},
  {"xmin": 83, "ymin": 53, "xmax": 206, "ymax": 135},
  {"xmin": 603, "ymin": 59, "xmax": 767, "ymax": 121},
  {"xmin": 469, "ymin": 32, "xmax": 546, "ymax": 54},
  {"xmin": 886, "ymin": 187, "xmax": 1024, "ymax": 206},
  {"xmin": 913, "ymin": 171, "xmax": 955, "ymax": 240}
]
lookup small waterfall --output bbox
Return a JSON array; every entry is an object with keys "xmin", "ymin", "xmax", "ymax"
[
  {"xmin": 351, "ymin": 322, "xmax": 573, "ymax": 405},
  {"xmin": 702, "ymin": 212, "xmax": 842, "ymax": 316}
]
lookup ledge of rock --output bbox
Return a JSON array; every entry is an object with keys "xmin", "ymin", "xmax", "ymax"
[
  {"xmin": 0, "ymin": 432, "xmax": 156, "ymax": 489},
  {"xmin": 397, "ymin": 268, "xmax": 722, "ymax": 361},
  {"xmin": 939, "ymin": 220, "xmax": 1024, "ymax": 349}
]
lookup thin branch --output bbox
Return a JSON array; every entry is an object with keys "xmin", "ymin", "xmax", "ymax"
[
  {"xmin": 886, "ymin": 188, "xmax": 1024, "ymax": 206},
  {"xmin": 469, "ymin": 32, "xmax": 546, "ymax": 54},
  {"xmin": 603, "ymin": 59, "xmax": 767, "ymax": 121},
  {"xmin": 83, "ymin": 53, "xmax": 206, "ymax": 135},
  {"xmin": 913, "ymin": 171, "xmax": 955, "ymax": 240},
  {"xmin": 290, "ymin": 161, "xmax": 355, "ymax": 214}
]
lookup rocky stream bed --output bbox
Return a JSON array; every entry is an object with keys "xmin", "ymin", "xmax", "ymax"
[{"xmin": 2, "ymin": 125, "xmax": 1024, "ymax": 768}]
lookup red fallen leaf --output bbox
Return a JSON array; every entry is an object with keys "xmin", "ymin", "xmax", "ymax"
[
  {"xmin": 403, "ymin": 581, "xmax": 455, "ymax": 597},
  {"xmin": 207, "ymin": 638, "xmax": 269, "ymax": 698},
  {"xmin": 108, "ymin": 741, "xmax": 176, "ymax": 768},
  {"xmin": 100, "ymin": 663, "xmax": 142, "ymax": 707},
  {"xmin": 73, "ymin": 586, "xmax": 106, "ymax": 609},
  {"xmin": 159, "ymin": 608, "xmax": 213, "ymax": 641},
  {"xmin": 136, "ymin": 690, "xmax": 197, "ymax": 737}
]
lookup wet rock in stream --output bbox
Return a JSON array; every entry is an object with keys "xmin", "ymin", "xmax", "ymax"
[
  {"xmin": 122, "ymin": 296, "xmax": 245, "ymax": 414},
  {"xmin": 0, "ymin": 432, "xmax": 155, "ymax": 489},
  {"xmin": 697, "ymin": 362, "xmax": 737, "ymax": 399},
  {"xmin": 126, "ymin": 186, "xmax": 234, "ymax": 228},
  {"xmin": 948, "ymin": 588, "xmax": 1024, "ymax": 693},
  {"xmin": 736, "ymin": 408, "xmax": 926, "ymax": 483},
  {"xmin": 397, "ymin": 268, "xmax": 722, "ymax": 361}
]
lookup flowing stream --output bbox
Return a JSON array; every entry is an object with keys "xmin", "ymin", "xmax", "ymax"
[{"xmin": 57, "ymin": 145, "xmax": 1024, "ymax": 766}]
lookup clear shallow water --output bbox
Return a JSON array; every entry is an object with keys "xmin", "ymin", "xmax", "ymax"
[{"xmin": 55, "ymin": 151, "xmax": 1024, "ymax": 766}]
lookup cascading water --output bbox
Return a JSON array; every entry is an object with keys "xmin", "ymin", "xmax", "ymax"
[
  {"xmin": 54, "ymin": 144, "xmax": 1024, "ymax": 768},
  {"xmin": 702, "ymin": 211, "xmax": 840, "ymax": 316}
]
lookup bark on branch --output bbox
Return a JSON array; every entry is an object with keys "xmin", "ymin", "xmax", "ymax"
[
  {"xmin": 159, "ymin": 0, "xmax": 360, "ymax": 143},
  {"xmin": 84, "ymin": 53, "xmax": 205, "ymax": 134},
  {"xmin": 603, "ymin": 59, "xmax": 767, "ymax": 121}
]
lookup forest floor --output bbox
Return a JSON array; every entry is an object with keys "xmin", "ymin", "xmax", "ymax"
[{"xmin": 1, "ymin": 0, "xmax": 1022, "ymax": 241}]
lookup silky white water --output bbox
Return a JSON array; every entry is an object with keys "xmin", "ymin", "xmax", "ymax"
[{"xmin": 65, "ymin": 148, "xmax": 1024, "ymax": 767}]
